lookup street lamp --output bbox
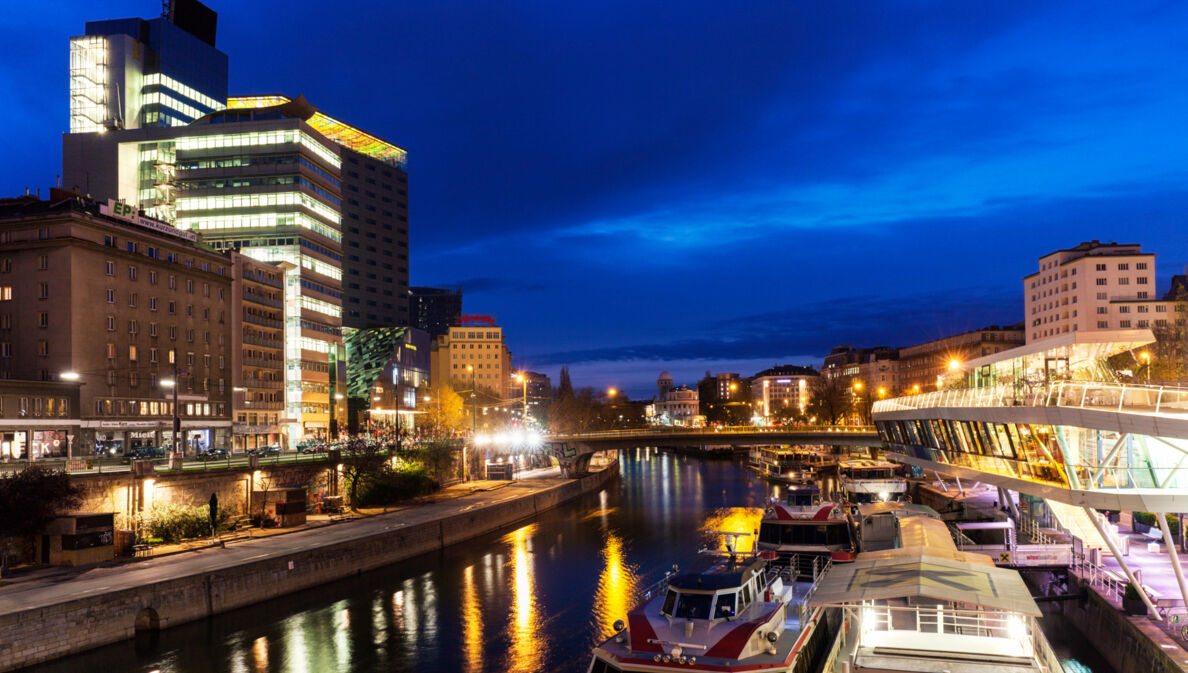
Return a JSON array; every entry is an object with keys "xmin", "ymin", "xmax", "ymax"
[
  {"xmin": 948, "ymin": 359, "xmax": 961, "ymax": 371},
  {"xmin": 465, "ymin": 364, "xmax": 475, "ymax": 481},
  {"xmin": 1139, "ymin": 351, "xmax": 1151, "ymax": 383},
  {"xmin": 60, "ymin": 371, "xmax": 81, "ymax": 382},
  {"xmin": 513, "ymin": 372, "xmax": 529, "ymax": 425}
]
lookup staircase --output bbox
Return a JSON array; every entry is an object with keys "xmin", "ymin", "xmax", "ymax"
[{"xmin": 1044, "ymin": 499, "xmax": 1110, "ymax": 551}]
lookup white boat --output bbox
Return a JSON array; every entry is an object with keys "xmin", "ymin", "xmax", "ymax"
[
  {"xmin": 588, "ymin": 532, "xmax": 841, "ymax": 673},
  {"xmin": 809, "ymin": 517, "xmax": 1065, "ymax": 673},
  {"xmin": 837, "ymin": 458, "xmax": 908, "ymax": 504},
  {"xmin": 748, "ymin": 445, "xmax": 832, "ymax": 484},
  {"xmin": 756, "ymin": 500, "xmax": 856, "ymax": 579},
  {"xmin": 852, "ymin": 501, "xmax": 942, "ymax": 552}
]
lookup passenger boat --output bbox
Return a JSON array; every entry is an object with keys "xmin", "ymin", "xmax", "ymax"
[
  {"xmin": 837, "ymin": 459, "xmax": 907, "ymax": 504},
  {"xmin": 756, "ymin": 499, "xmax": 856, "ymax": 578},
  {"xmin": 809, "ymin": 516, "xmax": 1065, "ymax": 672},
  {"xmin": 588, "ymin": 531, "xmax": 841, "ymax": 673},
  {"xmin": 748, "ymin": 445, "xmax": 832, "ymax": 484}
]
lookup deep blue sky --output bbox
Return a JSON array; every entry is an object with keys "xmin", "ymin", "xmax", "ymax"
[{"xmin": 5, "ymin": 1, "xmax": 1187, "ymax": 396}]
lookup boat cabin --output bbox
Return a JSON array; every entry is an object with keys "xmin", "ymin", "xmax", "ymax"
[
  {"xmin": 853, "ymin": 501, "xmax": 941, "ymax": 552},
  {"xmin": 838, "ymin": 459, "xmax": 908, "ymax": 504},
  {"xmin": 756, "ymin": 502, "xmax": 856, "ymax": 577},
  {"xmin": 809, "ymin": 517, "xmax": 1063, "ymax": 672}
]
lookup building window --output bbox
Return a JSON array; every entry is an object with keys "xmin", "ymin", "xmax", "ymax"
[
  {"xmin": 1097, "ymin": 321, "xmax": 1109, "ymax": 328},
  {"xmin": 149, "ymin": 270, "xmax": 158, "ymax": 284},
  {"xmin": 1096, "ymin": 263, "xmax": 1106, "ymax": 271},
  {"xmin": 1119, "ymin": 320, "xmax": 1132, "ymax": 328},
  {"xmin": 38, "ymin": 282, "xmax": 48, "ymax": 299},
  {"xmin": 1097, "ymin": 307, "xmax": 1107, "ymax": 314},
  {"xmin": 1118, "ymin": 263, "xmax": 1129, "ymax": 271},
  {"xmin": 1095, "ymin": 278, "xmax": 1107, "ymax": 286},
  {"xmin": 106, "ymin": 315, "xmax": 115, "ymax": 331},
  {"xmin": 1118, "ymin": 278, "xmax": 1129, "ymax": 285},
  {"xmin": 106, "ymin": 343, "xmax": 116, "ymax": 359},
  {"xmin": 129, "ymin": 266, "xmax": 137, "ymax": 281},
  {"xmin": 37, "ymin": 312, "xmax": 48, "ymax": 327},
  {"xmin": 1097, "ymin": 292, "xmax": 1107, "ymax": 300},
  {"xmin": 106, "ymin": 289, "xmax": 115, "ymax": 303},
  {"xmin": 149, "ymin": 297, "xmax": 157, "ymax": 311},
  {"xmin": 149, "ymin": 321, "xmax": 158, "ymax": 336},
  {"xmin": 128, "ymin": 345, "xmax": 137, "ymax": 361},
  {"xmin": 1137, "ymin": 277, "xmax": 1149, "ymax": 284},
  {"xmin": 38, "ymin": 255, "xmax": 48, "ymax": 270},
  {"xmin": 0, "ymin": 343, "xmax": 10, "ymax": 358},
  {"xmin": 128, "ymin": 320, "xmax": 138, "ymax": 333},
  {"xmin": 128, "ymin": 292, "xmax": 137, "ymax": 307},
  {"xmin": 169, "ymin": 275, "xmax": 176, "ymax": 289},
  {"xmin": 1137, "ymin": 262, "xmax": 1148, "ymax": 270}
]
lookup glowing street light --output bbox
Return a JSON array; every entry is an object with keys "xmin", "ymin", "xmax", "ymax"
[
  {"xmin": 59, "ymin": 371, "xmax": 81, "ymax": 381},
  {"xmin": 608, "ymin": 387, "xmax": 618, "ymax": 397},
  {"xmin": 1139, "ymin": 351, "xmax": 1151, "ymax": 383},
  {"xmin": 948, "ymin": 358, "xmax": 961, "ymax": 371}
]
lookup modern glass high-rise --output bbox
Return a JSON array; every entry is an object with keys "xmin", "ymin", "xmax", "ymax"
[{"xmin": 69, "ymin": 0, "xmax": 228, "ymax": 134}]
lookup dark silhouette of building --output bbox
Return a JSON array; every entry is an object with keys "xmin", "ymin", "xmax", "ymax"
[{"xmin": 410, "ymin": 286, "xmax": 462, "ymax": 338}]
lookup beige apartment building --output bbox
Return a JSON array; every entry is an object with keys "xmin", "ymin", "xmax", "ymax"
[
  {"xmin": 230, "ymin": 252, "xmax": 288, "ymax": 451},
  {"xmin": 430, "ymin": 324, "xmax": 512, "ymax": 397},
  {"xmin": 1024, "ymin": 240, "xmax": 1173, "ymax": 344},
  {"xmin": 0, "ymin": 191, "xmax": 232, "ymax": 455},
  {"xmin": 750, "ymin": 365, "xmax": 817, "ymax": 418}
]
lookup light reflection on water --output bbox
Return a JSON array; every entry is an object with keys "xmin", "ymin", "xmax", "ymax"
[{"xmin": 14, "ymin": 450, "xmax": 1113, "ymax": 673}]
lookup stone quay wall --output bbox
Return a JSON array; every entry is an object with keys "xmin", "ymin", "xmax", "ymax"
[{"xmin": 0, "ymin": 463, "xmax": 618, "ymax": 671}]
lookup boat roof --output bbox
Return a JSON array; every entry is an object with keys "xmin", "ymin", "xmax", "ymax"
[
  {"xmin": 808, "ymin": 553, "xmax": 1041, "ymax": 616},
  {"xmin": 668, "ymin": 555, "xmax": 765, "ymax": 592},
  {"xmin": 856, "ymin": 502, "xmax": 940, "ymax": 518},
  {"xmin": 840, "ymin": 459, "xmax": 897, "ymax": 468}
]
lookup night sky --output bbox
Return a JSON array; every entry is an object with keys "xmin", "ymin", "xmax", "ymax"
[{"xmin": 5, "ymin": 1, "xmax": 1187, "ymax": 396}]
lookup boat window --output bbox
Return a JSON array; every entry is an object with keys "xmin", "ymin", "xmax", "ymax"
[
  {"xmin": 714, "ymin": 592, "xmax": 737, "ymax": 619},
  {"xmin": 779, "ymin": 523, "xmax": 849, "ymax": 546},
  {"xmin": 741, "ymin": 581, "xmax": 752, "ymax": 606},
  {"xmin": 673, "ymin": 593, "xmax": 713, "ymax": 620},
  {"xmin": 759, "ymin": 523, "xmax": 781, "ymax": 544},
  {"xmin": 661, "ymin": 589, "xmax": 678, "ymax": 616}
]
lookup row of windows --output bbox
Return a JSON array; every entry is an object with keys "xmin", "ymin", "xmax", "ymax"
[{"xmin": 93, "ymin": 398, "xmax": 226, "ymax": 418}]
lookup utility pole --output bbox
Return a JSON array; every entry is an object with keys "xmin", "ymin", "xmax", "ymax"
[{"xmin": 466, "ymin": 364, "xmax": 475, "ymax": 481}]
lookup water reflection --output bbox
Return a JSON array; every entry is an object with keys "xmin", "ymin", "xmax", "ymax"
[
  {"xmin": 700, "ymin": 507, "xmax": 765, "ymax": 553},
  {"xmin": 251, "ymin": 637, "xmax": 268, "ymax": 672},
  {"xmin": 462, "ymin": 565, "xmax": 483, "ymax": 672},
  {"xmin": 591, "ymin": 531, "xmax": 638, "ymax": 640},
  {"xmin": 505, "ymin": 523, "xmax": 543, "ymax": 673}
]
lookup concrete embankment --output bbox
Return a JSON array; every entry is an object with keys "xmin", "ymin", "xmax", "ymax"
[
  {"xmin": 0, "ymin": 463, "xmax": 618, "ymax": 672},
  {"xmin": 1044, "ymin": 577, "xmax": 1188, "ymax": 673}
]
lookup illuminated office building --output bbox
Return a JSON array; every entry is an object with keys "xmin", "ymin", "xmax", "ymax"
[{"xmin": 68, "ymin": 0, "xmax": 227, "ymax": 134}]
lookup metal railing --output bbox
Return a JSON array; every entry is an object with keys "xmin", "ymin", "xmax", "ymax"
[
  {"xmin": 242, "ymin": 334, "xmax": 283, "ymax": 348},
  {"xmin": 243, "ymin": 313, "xmax": 283, "ymax": 329},
  {"xmin": 843, "ymin": 603, "xmax": 1063, "ymax": 673},
  {"xmin": 874, "ymin": 380, "xmax": 1188, "ymax": 418},
  {"xmin": 553, "ymin": 425, "xmax": 877, "ymax": 440}
]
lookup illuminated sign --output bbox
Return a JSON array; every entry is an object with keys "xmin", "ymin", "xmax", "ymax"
[
  {"xmin": 100, "ymin": 199, "xmax": 198, "ymax": 242},
  {"xmin": 458, "ymin": 314, "xmax": 497, "ymax": 326}
]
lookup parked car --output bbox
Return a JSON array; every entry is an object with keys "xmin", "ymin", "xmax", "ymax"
[
  {"xmin": 197, "ymin": 448, "xmax": 229, "ymax": 461},
  {"xmin": 122, "ymin": 446, "xmax": 166, "ymax": 463},
  {"xmin": 247, "ymin": 445, "xmax": 281, "ymax": 456}
]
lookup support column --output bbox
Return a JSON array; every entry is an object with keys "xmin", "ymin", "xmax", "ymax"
[
  {"xmin": 998, "ymin": 486, "xmax": 1021, "ymax": 522},
  {"xmin": 1085, "ymin": 506, "xmax": 1160, "ymax": 620},
  {"xmin": 954, "ymin": 476, "xmax": 965, "ymax": 497},
  {"xmin": 1157, "ymin": 512, "xmax": 1188, "ymax": 614},
  {"xmin": 935, "ymin": 470, "xmax": 948, "ymax": 493}
]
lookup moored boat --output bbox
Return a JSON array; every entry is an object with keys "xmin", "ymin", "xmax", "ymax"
[
  {"xmin": 756, "ymin": 500, "xmax": 856, "ymax": 579},
  {"xmin": 837, "ymin": 458, "xmax": 907, "ymax": 504},
  {"xmin": 588, "ymin": 531, "xmax": 841, "ymax": 673}
]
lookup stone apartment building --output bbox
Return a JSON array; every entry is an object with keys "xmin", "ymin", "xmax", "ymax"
[{"xmin": 0, "ymin": 191, "xmax": 232, "ymax": 455}]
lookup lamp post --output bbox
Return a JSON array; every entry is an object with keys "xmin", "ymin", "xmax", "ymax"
[
  {"xmin": 160, "ymin": 363, "xmax": 187, "ymax": 460},
  {"xmin": 466, "ymin": 364, "xmax": 475, "ymax": 481},
  {"xmin": 1140, "ymin": 351, "xmax": 1151, "ymax": 383},
  {"xmin": 514, "ymin": 372, "xmax": 528, "ymax": 425}
]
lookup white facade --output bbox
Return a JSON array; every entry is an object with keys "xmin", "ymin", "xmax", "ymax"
[
  {"xmin": 651, "ymin": 371, "xmax": 699, "ymax": 425},
  {"xmin": 1024, "ymin": 240, "xmax": 1172, "ymax": 344}
]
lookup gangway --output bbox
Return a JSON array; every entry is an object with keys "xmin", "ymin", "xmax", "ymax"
[
  {"xmin": 955, "ymin": 521, "xmax": 1073, "ymax": 568},
  {"xmin": 1044, "ymin": 498, "xmax": 1110, "ymax": 551}
]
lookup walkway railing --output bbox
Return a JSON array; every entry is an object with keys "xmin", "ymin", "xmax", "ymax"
[
  {"xmin": 874, "ymin": 380, "xmax": 1188, "ymax": 418},
  {"xmin": 554, "ymin": 425, "xmax": 876, "ymax": 440}
]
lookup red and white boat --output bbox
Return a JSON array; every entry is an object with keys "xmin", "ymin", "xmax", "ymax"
[
  {"xmin": 756, "ymin": 501, "xmax": 856, "ymax": 579},
  {"xmin": 588, "ymin": 532, "xmax": 840, "ymax": 673}
]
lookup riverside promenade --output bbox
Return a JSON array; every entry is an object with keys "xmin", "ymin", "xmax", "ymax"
[{"xmin": 0, "ymin": 461, "xmax": 618, "ymax": 671}]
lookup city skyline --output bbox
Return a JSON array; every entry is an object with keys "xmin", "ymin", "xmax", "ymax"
[{"xmin": 4, "ymin": 0, "xmax": 1187, "ymax": 394}]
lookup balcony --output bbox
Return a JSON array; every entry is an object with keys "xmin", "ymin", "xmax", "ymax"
[
  {"xmin": 243, "ymin": 379, "xmax": 284, "ymax": 390},
  {"xmin": 242, "ymin": 334, "xmax": 283, "ymax": 349},
  {"xmin": 244, "ymin": 313, "xmax": 283, "ymax": 329},
  {"xmin": 243, "ymin": 291, "xmax": 283, "ymax": 309},
  {"xmin": 240, "ymin": 401, "xmax": 284, "ymax": 410},
  {"xmin": 243, "ymin": 357, "xmax": 283, "ymax": 369}
]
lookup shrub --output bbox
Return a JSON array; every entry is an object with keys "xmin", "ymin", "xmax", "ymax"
[
  {"xmin": 133, "ymin": 502, "xmax": 233, "ymax": 543},
  {"xmin": 1133, "ymin": 512, "xmax": 1156, "ymax": 528},
  {"xmin": 356, "ymin": 465, "xmax": 438, "ymax": 507}
]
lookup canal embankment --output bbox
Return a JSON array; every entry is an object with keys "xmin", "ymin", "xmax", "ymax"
[{"xmin": 0, "ymin": 461, "xmax": 619, "ymax": 672}]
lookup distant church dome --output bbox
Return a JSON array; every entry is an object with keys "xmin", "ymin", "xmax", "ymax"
[{"xmin": 658, "ymin": 371, "xmax": 673, "ymax": 381}]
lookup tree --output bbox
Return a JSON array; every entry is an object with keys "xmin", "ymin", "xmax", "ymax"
[
  {"xmin": 806, "ymin": 375, "xmax": 852, "ymax": 426},
  {"xmin": 424, "ymin": 384, "xmax": 466, "ymax": 438},
  {"xmin": 0, "ymin": 466, "xmax": 81, "ymax": 574},
  {"xmin": 341, "ymin": 438, "xmax": 390, "ymax": 511}
]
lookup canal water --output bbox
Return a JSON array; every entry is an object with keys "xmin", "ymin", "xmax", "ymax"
[{"xmin": 22, "ymin": 450, "xmax": 1115, "ymax": 673}]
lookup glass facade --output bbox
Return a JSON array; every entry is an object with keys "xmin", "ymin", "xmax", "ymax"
[{"xmin": 877, "ymin": 418, "xmax": 1188, "ymax": 490}]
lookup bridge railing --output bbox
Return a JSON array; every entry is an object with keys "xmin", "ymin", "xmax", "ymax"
[
  {"xmin": 551, "ymin": 425, "xmax": 876, "ymax": 440},
  {"xmin": 873, "ymin": 380, "xmax": 1188, "ymax": 420}
]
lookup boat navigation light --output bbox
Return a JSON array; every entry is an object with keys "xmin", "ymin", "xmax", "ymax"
[
  {"xmin": 1007, "ymin": 614, "xmax": 1026, "ymax": 642},
  {"xmin": 671, "ymin": 646, "xmax": 683, "ymax": 659},
  {"xmin": 612, "ymin": 619, "xmax": 625, "ymax": 632},
  {"xmin": 878, "ymin": 491, "xmax": 890, "ymax": 502},
  {"xmin": 766, "ymin": 631, "xmax": 778, "ymax": 643}
]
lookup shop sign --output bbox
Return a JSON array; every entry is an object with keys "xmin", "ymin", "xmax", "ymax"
[
  {"xmin": 233, "ymin": 424, "xmax": 276, "ymax": 434},
  {"xmin": 98, "ymin": 421, "xmax": 161, "ymax": 429},
  {"xmin": 129, "ymin": 430, "xmax": 157, "ymax": 439}
]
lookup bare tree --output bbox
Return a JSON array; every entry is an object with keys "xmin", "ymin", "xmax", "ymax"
[
  {"xmin": 341, "ymin": 438, "xmax": 389, "ymax": 511},
  {"xmin": 806, "ymin": 376, "xmax": 852, "ymax": 426}
]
